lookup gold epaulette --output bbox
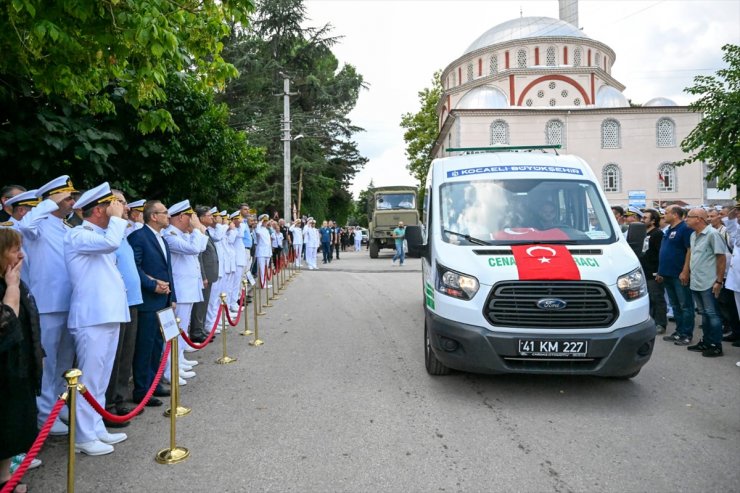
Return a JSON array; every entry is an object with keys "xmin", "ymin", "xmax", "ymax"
[{"xmin": 0, "ymin": 221, "xmax": 13, "ymax": 227}]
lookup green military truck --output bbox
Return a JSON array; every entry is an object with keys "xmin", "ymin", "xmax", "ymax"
[{"xmin": 368, "ymin": 186, "xmax": 420, "ymax": 258}]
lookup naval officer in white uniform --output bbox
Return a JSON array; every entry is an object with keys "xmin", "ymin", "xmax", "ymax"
[
  {"xmin": 19, "ymin": 176, "xmax": 79, "ymax": 435},
  {"xmin": 254, "ymin": 214, "xmax": 273, "ymax": 288},
  {"xmin": 163, "ymin": 200, "xmax": 208, "ymax": 380},
  {"xmin": 64, "ymin": 182, "xmax": 130, "ymax": 456}
]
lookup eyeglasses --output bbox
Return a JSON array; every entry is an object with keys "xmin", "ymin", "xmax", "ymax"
[
  {"xmin": 152, "ymin": 211, "xmax": 168, "ymax": 216},
  {"xmin": 686, "ymin": 215, "xmax": 704, "ymax": 219}
]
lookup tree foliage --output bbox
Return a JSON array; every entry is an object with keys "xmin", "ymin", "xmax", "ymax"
[
  {"xmin": 220, "ymin": 0, "xmax": 367, "ymax": 222},
  {"xmin": 678, "ymin": 44, "xmax": 740, "ymax": 194},
  {"xmin": 400, "ymin": 71, "xmax": 442, "ymax": 189},
  {"xmin": 0, "ymin": 0, "xmax": 254, "ymax": 132}
]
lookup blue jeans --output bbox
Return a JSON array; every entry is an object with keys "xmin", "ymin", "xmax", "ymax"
[
  {"xmin": 392, "ymin": 242, "xmax": 405, "ymax": 265},
  {"xmin": 691, "ymin": 288, "xmax": 723, "ymax": 345},
  {"xmin": 662, "ymin": 276, "xmax": 695, "ymax": 337}
]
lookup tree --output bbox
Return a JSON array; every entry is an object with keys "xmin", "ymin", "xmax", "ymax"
[
  {"xmin": 0, "ymin": 0, "xmax": 254, "ymax": 132},
  {"xmin": 677, "ymin": 44, "xmax": 740, "ymax": 194},
  {"xmin": 400, "ymin": 71, "xmax": 442, "ymax": 189}
]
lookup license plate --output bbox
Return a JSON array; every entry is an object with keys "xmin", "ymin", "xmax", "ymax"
[{"xmin": 518, "ymin": 339, "xmax": 588, "ymax": 358}]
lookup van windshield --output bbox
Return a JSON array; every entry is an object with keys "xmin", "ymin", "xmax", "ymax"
[
  {"xmin": 376, "ymin": 193, "xmax": 415, "ymax": 210},
  {"xmin": 439, "ymin": 179, "xmax": 616, "ymax": 245}
]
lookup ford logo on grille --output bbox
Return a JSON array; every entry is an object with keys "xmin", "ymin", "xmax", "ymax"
[{"xmin": 536, "ymin": 298, "xmax": 568, "ymax": 310}]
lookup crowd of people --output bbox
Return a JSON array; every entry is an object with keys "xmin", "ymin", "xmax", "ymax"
[
  {"xmin": 611, "ymin": 203, "xmax": 740, "ymax": 362},
  {"xmin": 0, "ymin": 176, "xmax": 367, "ymax": 492}
]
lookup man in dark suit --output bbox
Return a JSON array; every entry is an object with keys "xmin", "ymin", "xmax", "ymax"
[
  {"xmin": 127, "ymin": 200, "xmax": 177, "ymax": 407},
  {"xmin": 190, "ymin": 206, "xmax": 220, "ymax": 343}
]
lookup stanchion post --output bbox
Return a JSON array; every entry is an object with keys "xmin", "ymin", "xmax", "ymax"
[
  {"xmin": 264, "ymin": 264, "xmax": 274, "ymax": 306},
  {"xmin": 250, "ymin": 289, "xmax": 264, "ymax": 346},
  {"xmin": 155, "ymin": 341, "xmax": 190, "ymax": 464},
  {"xmin": 216, "ymin": 293, "xmax": 236, "ymax": 364},
  {"xmin": 64, "ymin": 368, "xmax": 82, "ymax": 493},
  {"xmin": 239, "ymin": 279, "xmax": 253, "ymax": 336},
  {"xmin": 165, "ymin": 318, "xmax": 191, "ymax": 418}
]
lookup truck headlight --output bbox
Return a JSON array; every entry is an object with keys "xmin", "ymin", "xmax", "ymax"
[
  {"xmin": 437, "ymin": 264, "xmax": 479, "ymax": 300},
  {"xmin": 617, "ymin": 267, "xmax": 647, "ymax": 301}
]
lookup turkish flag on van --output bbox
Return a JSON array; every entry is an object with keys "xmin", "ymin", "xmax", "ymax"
[{"xmin": 510, "ymin": 244, "xmax": 581, "ymax": 281}]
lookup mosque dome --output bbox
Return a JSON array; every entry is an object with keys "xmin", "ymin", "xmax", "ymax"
[
  {"xmin": 644, "ymin": 97, "xmax": 677, "ymax": 106},
  {"xmin": 595, "ymin": 85, "xmax": 629, "ymax": 108},
  {"xmin": 456, "ymin": 86, "xmax": 509, "ymax": 109},
  {"xmin": 464, "ymin": 16, "xmax": 589, "ymax": 55}
]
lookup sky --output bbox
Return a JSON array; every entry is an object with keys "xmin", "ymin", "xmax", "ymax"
[{"xmin": 302, "ymin": 0, "xmax": 740, "ymax": 198}]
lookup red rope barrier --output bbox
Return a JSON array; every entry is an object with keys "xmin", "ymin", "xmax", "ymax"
[
  {"xmin": 180, "ymin": 304, "xmax": 223, "ymax": 349},
  {"xmin": 224, "ymin": 289, "xmax": 246, "ymax": 326},
  {"xmin": 1, "ymin": 398, "xmax": 66, "ymax": 493},
  {"xmin": 80, "ymin": 342, "xmax": 171, "ymax": 424}
]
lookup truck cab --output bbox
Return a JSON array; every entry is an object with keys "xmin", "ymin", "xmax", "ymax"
[
  {"xmin": 368, "ymin": 186, "xmax": 419, "ymax": 258},
  {"xmin": 408, "ymin": 147, "xmax": 656, "ymax": 378}
]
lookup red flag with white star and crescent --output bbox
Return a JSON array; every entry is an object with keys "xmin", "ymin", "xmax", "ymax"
[{"xmin": 510, "ymin": 244, "xmax": 581, "ymax": 281}]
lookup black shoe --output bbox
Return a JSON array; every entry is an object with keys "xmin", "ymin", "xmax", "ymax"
[
  {"xmin": 722, "ymin": 334, "xmax": 740, "ymax": 342},
  {"xmin": 732, "ymin": 340, "xmax": 740, "ymax": 347},
  {"xmin": 663, "ymin": 332, "xmax": 680, "ymax": 342},
  {"xmin": 153, "ymin": 388, "xmax": 171, "ymax": 397},
  {"xmin": 114, "ymin": 405, "xmax": 136, "ymax": 415},
  {"xmin": 687, "ymin": 340, "xmax": 709, "ymax": 352},
  {"xmin": 701, "ymin": 344, "xmax": 723, "ymax": 357},
  {"xmin": 190, "ymin": 335, "xmax": 207, "ymax": 343},
  {"xmin": 132, "ymin": 396, "xmax": 163, "ymax": 407},
  {"xmin": 674, "ymin": 336, "xmax": 692, "ymax": 346},
  {"xmin": 103, "ymin": 415, "xmax": 130, "ymax": 428}
]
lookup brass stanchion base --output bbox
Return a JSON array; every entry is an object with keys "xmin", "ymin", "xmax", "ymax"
[
  {"xmin": 164, "ymin": 406, "xmax": 191, "ymax": 417},
  {"xmin": 239, "ymin": 329, "xmax": 254, "ymax": 336},
  {"xmin": 216, "ymin": 356, "xmax": 237, "ymax": 364},
  {"xmin": 156, "ymin": 446, "xmax": 190, "ymax": 464},
  {"xmin": 257, "ymin": 311, "xmax": 266, "ymax": 316},
  {"xmin": 249, "ymin": 339, "xmax": 264, "ymax": 346},
  {"xmin": 264, "ymin": 300, "xmax": 273, "ymax": 306}
]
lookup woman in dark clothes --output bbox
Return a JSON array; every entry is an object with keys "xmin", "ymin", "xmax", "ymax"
[{"xmin": 0, "ymin": 229, "xmax": 44, "ymax": 493}]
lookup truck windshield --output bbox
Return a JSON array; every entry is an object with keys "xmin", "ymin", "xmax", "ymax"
[
  {"xmin": 376, "ymin": 193, "xmax": 415, "ymax": 210},
  {"xmin": 439, "ymin": 179, "xmax": 616, "ymax": 245}
]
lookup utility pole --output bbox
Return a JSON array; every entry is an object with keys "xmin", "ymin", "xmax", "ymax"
[{"xmin": 279, "ymin": 73, "xmax": 297, "ymax": 221}]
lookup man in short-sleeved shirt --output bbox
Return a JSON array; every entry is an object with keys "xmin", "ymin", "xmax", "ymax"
[{"xmin": 391, "ymin": 222, "xmax": 406, "ymax": 266}]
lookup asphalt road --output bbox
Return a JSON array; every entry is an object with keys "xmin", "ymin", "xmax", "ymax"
[{"xmin": 28, "ymin": 249, "xmax": 740, "ymax": 492}]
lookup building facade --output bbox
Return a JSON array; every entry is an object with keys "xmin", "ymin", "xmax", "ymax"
[{"xmin": 431, "ymin": 15, "xmax": 736, "ymax": 207}]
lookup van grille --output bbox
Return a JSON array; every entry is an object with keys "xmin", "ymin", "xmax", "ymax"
[{"xmin": 484, "ymin": 281, "xmax": 617, "ymax": 328}]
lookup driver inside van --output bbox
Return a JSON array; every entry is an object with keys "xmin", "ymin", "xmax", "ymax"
[{"xmin": 534, "ymin": 201, "xmax": 563, "ymax": 230}]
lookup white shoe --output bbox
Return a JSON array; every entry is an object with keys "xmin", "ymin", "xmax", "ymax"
[
  {"xmin": 184, "ymin": 345, "xmax": 198, "ymax": 353},
  {"xmin": 98, "ymin": 431, "xmax": 127, "ymax": 445},
  {"xmin": 48, "ymin": 420, "xmax": 69, "ymax": 436},
  {"xmin": 180, "ymin": 369, "xmax": 196, "ymax": 379},
  {"xmin": 229, "ymin": 311, "xmax": 239, "ymax": 319},
  {"xmin": 182, "ymin": 358, "xmax": 198, "ymax": 366},
  {"xmin": 215, "ymin": 328, "xmax": 221, "ymax": 334},
  {"xmin": 30, "ymin": 457, "xmax": 42, "ymax": 469},
  {"xmin": 75, "ymin": 440, "xmax": 114, "ymax": 456},
  {"xmin": 229, "ymin": 305, "xmax": 239, "ymax": 312},
  {"xmin": 179, "ymin": 377, "xmax": 187, "ymax": 386}
]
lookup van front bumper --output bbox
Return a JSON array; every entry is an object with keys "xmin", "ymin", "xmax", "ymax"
[{"xmin": 426, "ymin": 310, "xmax": 656, "ymax": 377}]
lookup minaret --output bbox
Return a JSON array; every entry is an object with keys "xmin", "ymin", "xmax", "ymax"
[{"xmin": 558, "ymin": 0, "xmax": 579, "ymax": 27}]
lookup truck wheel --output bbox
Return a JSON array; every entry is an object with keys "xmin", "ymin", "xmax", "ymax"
[
  {"xmin": 425, "ymin": 321, "xmax": 451, "ymax": 376},
  {"xmin": 369, "ymin": 240, "xmax": 379, "ymax": 258}
]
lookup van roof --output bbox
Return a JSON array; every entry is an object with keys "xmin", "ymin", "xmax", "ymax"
[{"xmin": 433, "ymin": 151, "xmax": 595, "ymax": 182}]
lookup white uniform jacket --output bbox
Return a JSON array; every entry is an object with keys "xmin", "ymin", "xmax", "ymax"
[
  {"xmin": 64, "ymin": 217, "xmax": 130, "ymax": 328},
  {"xmin": 208, "ymin": 224, "xmax": 227, "ymax": 278},
  {"xmin": 303, "ymin": 226, "xmax": 320, "ymax": 248},
  {"xmin": 233, "ymin": 222, "xmax": 247, "ymax": 267},
  {"xmin": 223, "ymin": 226, "xmax": 237, "ymax": 273},
  {"xmin": 19, "ymin": 199, "xmax": 74, "ymax": 313},
  {"xmin": 723, "ymin": 217, "xmax": 740, "ymax": 292},
  {"xmin": 254, "ymin": 224, "xmax": 272, "ymax": 258},
  {"xmin": 164, "ymin": 226, "xmax": 209, "ymax": 304},
  {"xmin": 289, "ymin": 226, "xmax": 303, "ymax": 245}
]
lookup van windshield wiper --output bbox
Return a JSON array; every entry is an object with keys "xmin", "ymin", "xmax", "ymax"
[{"xmin": 443, "ymin": 229, "xmax": 491, "ymax": 246}]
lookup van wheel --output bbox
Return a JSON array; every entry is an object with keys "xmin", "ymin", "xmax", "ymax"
[
  {"xmin": 369, "ymin": 240, "xmax": 379, "ymax": 258},
  {"xmin": 425, "ymin": 321, "xmax": 451, "ymax": 375}
]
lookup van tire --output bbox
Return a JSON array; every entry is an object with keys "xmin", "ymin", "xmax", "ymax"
[
  {"xmin": 369, "ymin": 240, "xmax": 379, "ymax": 258},
  {"xmin": 425, "ymin": 321, "xmax": 451, "ymax": 375}
]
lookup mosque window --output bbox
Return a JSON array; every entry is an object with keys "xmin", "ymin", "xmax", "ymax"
[
  {"xmin": 489, "ymin": 54, "xmax": 498, "ymax": 75},
  {"xmin": 601, "ymin": 119, "xmax": 620, "ymax": 148},
  {"xmin": 561, "ymin": 90, "xmax": 568, "ymax": 98},
  {"xmin": 490, "ymin": 120, "xmax": 510, "ymax": 145},
  {"xmin": 526, "ymin": 99, "xmax": 533, "ymax": 107},
  {"xmin": 467, "ymin": 63, "xmax": 474, "ymax": 82},
  {"xmin": 549, "ymin": 98, "xmax": 557, "ymax": 106},
  {"xmin": 656, "ymin": 118, "xmax": 676, "ymax": 147},
  {"xmin": 595, "ymin": 52, "xmax": 601, "ymax": 67},
  {"xmin": 573, "ymin": 98, "xmax": 581, "ymax": 106},
  {"xmin": 602, "ymin": 164, "xmax": 621, "ymax": 192},
  {"xmin": 548, "ymin": 81, "xmax": 556, "ymax": 90},
  {"xmin": 546, "ymin": 119, "xmax": 565, "ymax": 147},
  {"xmin": 546, "ymin": 46, "xmax": 556, "ymax": 66},
  {"xmin": 537, "ymin": 90, "xmax": 544, "ymax": 98},
  {"xmin": 517, "ymin": 49, "xmax": 527, "ymax": 68},
  {"xmin": 573, "ymin": 47, "xmax": 582, "ymax": 67},
  {"xmin": 658, "ymin": 163, "xmax": 676, "ymax": 192}
]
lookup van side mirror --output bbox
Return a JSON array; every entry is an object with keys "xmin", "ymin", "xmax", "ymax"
[
  {"xmin": 404, "ymin": 225, "xmax": 427, "ymax": 258},
  {"xmin": 626, "ymin": 222, "xmax": 647, "ymax": 257}
]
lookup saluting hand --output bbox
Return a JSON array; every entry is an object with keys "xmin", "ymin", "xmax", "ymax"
[{"xmin": 107, "ymin": 200, "xmax": 125, "ymax": 218}]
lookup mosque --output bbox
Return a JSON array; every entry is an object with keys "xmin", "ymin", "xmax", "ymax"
[{"xmin": 431, "ymin": 0, "xmax": 736, "ymax": 207}]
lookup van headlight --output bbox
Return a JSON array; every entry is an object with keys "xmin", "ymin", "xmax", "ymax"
[
  {"xmin": 617, "ymin": 267, "xmax": 647, "ymax": 301},
  {"xmin": 437, "ymin": 264, "xmax": 479, "ymax": 300}
]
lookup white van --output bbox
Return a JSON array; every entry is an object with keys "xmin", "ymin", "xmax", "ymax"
[{"xmin": 407, "ymin": 147, "xmax": 656, "ymax": 379}]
